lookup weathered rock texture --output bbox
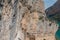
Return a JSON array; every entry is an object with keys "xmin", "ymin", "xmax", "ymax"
[{"xmin": 0, "ymin": 0, "xmax": 58, "ymax": 40}]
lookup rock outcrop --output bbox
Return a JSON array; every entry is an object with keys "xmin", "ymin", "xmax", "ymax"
[{"xmin": 0, "ymin": 0, "xmax": 58, "ymax": 40}]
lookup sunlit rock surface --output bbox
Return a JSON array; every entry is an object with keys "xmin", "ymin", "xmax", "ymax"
[{"xmin": 0, "ymin": 0, "xmax": 58, "ymax": 40}]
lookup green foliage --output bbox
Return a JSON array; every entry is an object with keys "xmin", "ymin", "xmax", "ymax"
[{"xmin": 39, "ymin": 16, "xmax": 43, "ymax": 20}]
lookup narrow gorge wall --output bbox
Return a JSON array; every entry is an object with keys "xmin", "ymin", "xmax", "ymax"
[{"xmin": 0, "ymin": 0, "xmax": 58, "ymax": 40}]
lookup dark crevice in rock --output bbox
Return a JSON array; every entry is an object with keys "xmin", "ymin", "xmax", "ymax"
[
  {"xmin": 0, "ymin": 14, "xmax": 2, "ymax": 21},
  {"xmin": 8, "ymin": 0, "xmax": 11, "ymax": 4},
  {"xmin": 22, "ymin": 13, "xmax": 25, "ymax": 18},
  {"xmin": 27, "ymin": 5, "xmax": 32, "ymax": 10},
  {"xmin": 18, "ymin": 38, "xmax": 21, "ymax": 40},
  {"xmin": 12, "ymin": 13, "xmax": 17, "ymax": 23},
  {"xmin": 49, "ymin": 23, "xmax": 52, "ymax": 26},
  {"xmin": 0, "ymin": 3, "xmax": 3, "ymax": 7},
  {"xmin": 20, "ymin": 0, "xmax": 27, "ymax": 6},
  {"xmin": 12, "ymin": 0, "xmax": 18, "ymax": 23},
  {"xmin": 43, "ymin": 39, "xmax": 46, "ymax": 40},
  {"xmin": 29, "ymin": 35, "xmax": 35, "ymax": 40}
]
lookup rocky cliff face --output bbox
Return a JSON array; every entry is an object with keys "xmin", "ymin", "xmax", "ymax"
[{"xmin": 0, "ymin": 0, "xmax": 58, "ymax": 40}]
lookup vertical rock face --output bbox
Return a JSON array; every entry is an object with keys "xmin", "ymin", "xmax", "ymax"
[
  {"xmin": 0, "ymin": 0, "xmax": 57, "ymax": 40},
  {"xmin": 0, "ymin": 0, "xmax": 24, "ymax": 40}
]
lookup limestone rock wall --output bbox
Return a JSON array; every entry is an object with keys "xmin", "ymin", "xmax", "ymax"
[{"xmin": 0, "ymin": 0, "xmax": 58, "ymax": 40}]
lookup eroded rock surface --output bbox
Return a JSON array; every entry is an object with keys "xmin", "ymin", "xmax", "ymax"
[{"xmin": 0, "ymin": 0, "xmax": 58, "ymax": 40}]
